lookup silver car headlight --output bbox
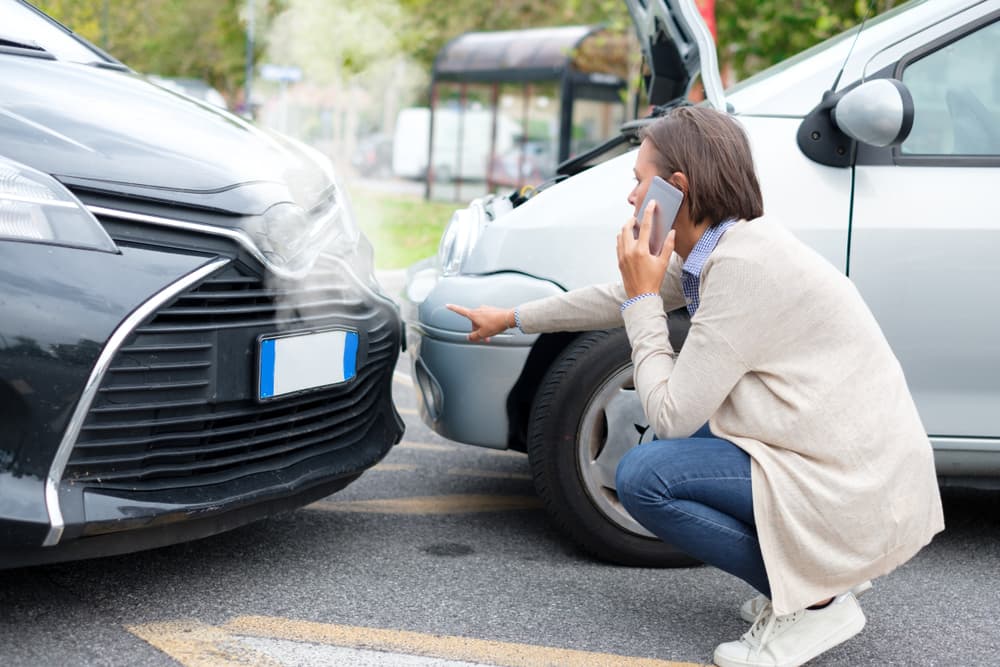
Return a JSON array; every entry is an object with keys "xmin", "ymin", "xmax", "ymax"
[
  {"xmin": 438, "ymin": 197, "xmax": 488, "ymax": 276},
  {"xmin": 0, "ymin": 156, "xmax": 117, "ymax": 253}
]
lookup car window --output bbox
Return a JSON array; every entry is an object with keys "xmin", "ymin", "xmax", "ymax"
[
  {"xmin": 901, "ymin": 19, "xmax": 1000, "ymax": 156},
  {"xmin": 0, "ymin": 1, "xmax": 106, "ymax": 64}
]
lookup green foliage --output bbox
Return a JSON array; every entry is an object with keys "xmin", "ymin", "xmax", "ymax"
[
  {"xmin": 28, "ymin": 0, "xmax": 105, "ymax": 43},
  {"xmin": 30, "ymin": 0, "xmax": 281, "ymax": 101},
  {"xmin": 716, "ymin": 0, "xmax": 897, "ymax": 79},
  {"xmin": 266, "ymin": 0, "xmax": 405, "ymax": 83},
  {"xmin": 29, "ymin": 0, "xmax": 899, "ymax": 109}
]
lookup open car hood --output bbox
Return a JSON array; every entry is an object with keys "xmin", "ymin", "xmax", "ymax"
[
  {"xmin": 625, "ymin": 0, "xmax": 725, "ymax": 110},
  {"xmin": 553, "ymin": 0, "xmax": 725, "ymax": 177}
]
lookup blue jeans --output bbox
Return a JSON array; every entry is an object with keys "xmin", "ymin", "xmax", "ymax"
[{"xmin": 615, "ymin": 425, "xmax": 771, "ymax": 598}]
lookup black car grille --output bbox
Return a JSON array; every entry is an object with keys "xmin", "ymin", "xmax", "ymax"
[{"xmin": 65, "ymin": 258, "xmax": 399, "ymax": 492}]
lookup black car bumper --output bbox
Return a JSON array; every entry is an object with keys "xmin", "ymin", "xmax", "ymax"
[
  {"xmin": 0, "ymin": 464, "xmax": 360, "ymax": 569},
  {"xmin": 0, "ymin": 227, "xmax": 403, "ymax": 567}
]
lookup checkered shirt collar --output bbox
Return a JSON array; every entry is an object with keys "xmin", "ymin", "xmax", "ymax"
[
  {"xmin": 682, "ymin": 218, "xmax": 738, "ymax": 281},
  {"xmin": 681, "ymin": 218, "xmax": 738, "ymax": 316}
]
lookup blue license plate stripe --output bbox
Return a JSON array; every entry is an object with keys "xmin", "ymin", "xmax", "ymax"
[
  {"xmin": 343, "ymin": 331, "xmax": 358, "ymax": 380},
  {"xmin": 259, "ymin": 338, "xmax": 276, "ymax": 399}
]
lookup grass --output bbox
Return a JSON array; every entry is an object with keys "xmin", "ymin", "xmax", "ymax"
[{"xmin": 349, "ymin": 188, "xmax": 457, "ymax": 270}]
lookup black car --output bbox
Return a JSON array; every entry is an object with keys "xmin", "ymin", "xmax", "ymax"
[{"xmin": 0, "ymin": 0, "xmax": 403, "ymax": 567}]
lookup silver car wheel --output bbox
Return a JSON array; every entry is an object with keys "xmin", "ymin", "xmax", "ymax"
[{"xmin": 577, "ymin": 364, "xmax": 657, "ymax": 539}]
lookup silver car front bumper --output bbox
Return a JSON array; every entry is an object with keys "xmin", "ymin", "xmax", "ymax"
[{"xmin": 401, "ymin": 261, "xmax": 563, "ymax": 449}]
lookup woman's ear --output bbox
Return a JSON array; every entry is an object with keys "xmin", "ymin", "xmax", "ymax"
[
  {"xmin": 669, "ymin": 171, "xmax": 689, "ymax": 197},
  {"xmin": 669, "ymin": 171, "xmax": 694, "ymax": 228}
]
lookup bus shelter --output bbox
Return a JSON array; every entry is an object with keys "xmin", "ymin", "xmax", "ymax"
[{"xmin": 425, "ymin": 25, "xmax": 632, "ymax": 200}]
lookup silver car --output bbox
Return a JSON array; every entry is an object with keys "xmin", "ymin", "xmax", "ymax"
[{"xmin": 403, "ymin": 0, "xmax": 1000, "ymax": 567}]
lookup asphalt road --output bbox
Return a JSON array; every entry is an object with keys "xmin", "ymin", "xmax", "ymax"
[{"xmin": 1, "ymin": 276, "xmax": 998, "ymax": 665}]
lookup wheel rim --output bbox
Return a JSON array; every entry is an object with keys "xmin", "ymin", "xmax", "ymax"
[{"xmin": 577, "ymin": 364, "xmax": 657, "ymax": 538}]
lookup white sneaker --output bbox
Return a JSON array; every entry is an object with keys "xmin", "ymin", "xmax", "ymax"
[
  {"xmin": 739, "ymin": 581, "xmax": 872, "ymax": 623},
  {"xmin": 714, "ymin": 592, "xmax": 866, "ymax": 667}
]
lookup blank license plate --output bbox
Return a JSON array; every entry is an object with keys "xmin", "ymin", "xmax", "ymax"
[{"xmin": 258, "ymin": 329, "xmax": 359, "ymax": 400}]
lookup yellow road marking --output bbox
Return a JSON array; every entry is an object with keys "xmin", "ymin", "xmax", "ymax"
[
  {"xmin": 398, "ymin": 407, "xmax": 419, "ymax": 415},
  {"xmin": 307, "ymin": 494, "xmax": 541, "ymax": 514},
  {"xmin": 397, "ymin": 440, "xmax": 460, "ymax": 452},
  {"xmin": 397, "ymin": 440, "xmax": 525, "ymax": 458},
  {"xmin": 446, "ymin": 467, "xmax": 532, "ymax": 481},
  {"xmin": 371, "ymin": 462, "xmax": 527, "ymax": 479},
  {"xmin": 228, "ymin": 616, "xmax": 707, "ymax": 667},
  {"xmin": 127, "ymin": 619, "xmax": 281, "ymax": 667},
  {"xmin": 129, "ymin": 616, "xmax": 707, "ymax": 667},
  {"xmin": 371, "ymin": 462, "xmax": 420, "ymax": 472},
  {"xmin": 472, "ymin": 447, "xmax": 525, "ymax": 458}
]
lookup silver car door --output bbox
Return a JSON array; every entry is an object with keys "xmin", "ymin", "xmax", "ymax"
[{"xmin": 848, "ymin": 7, "xmax": 1000, "ymax": 454}]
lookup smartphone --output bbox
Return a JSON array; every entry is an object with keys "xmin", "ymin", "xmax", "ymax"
[{"xmin": 634, "ymin": 175, "xmax": 684, "ymax": 255}]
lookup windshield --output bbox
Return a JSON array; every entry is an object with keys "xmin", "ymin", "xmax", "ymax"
[{"xmin": 0, "ymin": 1, "xmax": 107, "ymax": 64}]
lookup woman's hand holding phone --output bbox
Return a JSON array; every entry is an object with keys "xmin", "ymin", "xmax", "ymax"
[
  {"xmin": 618, "ymin": 200, "xmax": 675, "ymax": 298},
  {"xmin": 634, "ymin": 175, "xmax": 683, "ymax": 255}
]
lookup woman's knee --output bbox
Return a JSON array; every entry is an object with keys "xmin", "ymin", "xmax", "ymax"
[{"xmin": 616, "ymin": 444, "xmax": 674, "ymax": 511}]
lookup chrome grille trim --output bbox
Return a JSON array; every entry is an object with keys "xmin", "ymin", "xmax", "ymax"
[{"xmin": 43, "ymin": 258, "xmax": 231, "ymax": 546}]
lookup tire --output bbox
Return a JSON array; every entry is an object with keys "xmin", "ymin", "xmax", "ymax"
[{"xmin": 526, "ymin": 329, "xmax": 698, "ymax": 567}]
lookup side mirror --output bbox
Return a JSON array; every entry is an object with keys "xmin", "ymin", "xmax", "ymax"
[
  {"xmin": 832, "ymin": 79, "xmax": 914, "ymax": 147},
  {"xmin": 797, "ymin": 78, "xmax": 915, "ymax": 167}
]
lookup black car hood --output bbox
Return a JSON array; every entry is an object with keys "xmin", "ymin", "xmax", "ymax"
[{"xmin": 0, "ymin": 56, "xmax": 331, "ymax": 216}]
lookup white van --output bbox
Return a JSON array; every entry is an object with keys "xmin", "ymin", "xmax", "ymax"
[{"xmin": 391, "ymin": 106, "xmax": 520, "ymax": 182}]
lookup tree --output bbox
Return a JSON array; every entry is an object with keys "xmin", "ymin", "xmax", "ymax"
[
  {"xmin": 30, "ymin": 0, "xmax": 898, "ymax": 110},
  {"xmin": 265, "ymin": 0, "xmax": 406, "ymax": 83},
  {"xmin": 30, "ymin": 0, "xmax": 278, "ymax": 102},
  {"xmin": 716, "ymin": 0, "xmax": 898, "ymax": 80}
]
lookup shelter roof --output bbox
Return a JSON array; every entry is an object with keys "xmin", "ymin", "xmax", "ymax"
[{"xmin": 434, "ymin": 25, "xmax": 628, "ymax": 83}]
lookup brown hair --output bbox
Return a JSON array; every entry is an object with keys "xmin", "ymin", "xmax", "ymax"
[{"xmin": 638, "ymin": 106, "xmax": 763, "ymax": 226}]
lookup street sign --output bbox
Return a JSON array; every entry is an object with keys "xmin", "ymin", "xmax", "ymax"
[{"xmin": 260, "ymin": 64, "xmax": 303, "ymax": 83}]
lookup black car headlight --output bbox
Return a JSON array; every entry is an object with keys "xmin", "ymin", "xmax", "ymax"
[
  {"xmin": 252, "ymin": 196, "xmax": 375, "ymax": 288},
  {"xmin": 243, "ymin": 141, "xmax": 374, "ymax": 284},
  {"xmin": 0, "ymin": 156, "xmax": 118, "ymax": 253},
  {"xmin": 251, "ymin": 199, "xmax": 347, "ymax": 275}
]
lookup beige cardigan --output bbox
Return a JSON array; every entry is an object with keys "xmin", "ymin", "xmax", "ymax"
[{"xmin": 517, "ymin": 217, "xmax": 944, "ymax": 615}]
